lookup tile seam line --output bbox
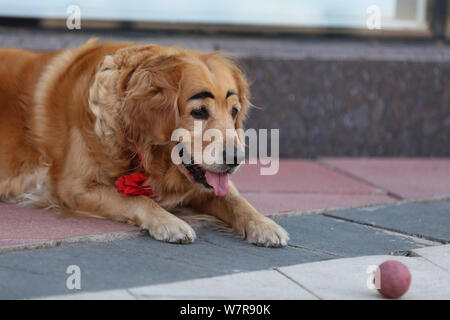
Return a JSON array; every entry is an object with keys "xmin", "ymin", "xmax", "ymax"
[
  {"xmin": 264, "ymin": 201, "xmax": 398, "ymax": 218},
  {"xmin": 197, "ymin": 233, "xmax": 326, "ymax": 260},
  {"xmin": 287, "ymin": 243, "xmax": 342, "ymax": 258},
  {"xmin": 125, "ymin": 289, "xmax": 140, "ymax": 300},
  {"xmin": 407, "ymin": 250, "xmax": 450, "ymax": 274},
  {"xmin": 315, "ymin": 159, "xmax": 404, "ymax": 200},
  {"xmin": 273, "ymin": 268, "xmax": 322, "ymax": 300},
  {"xmin": 321, "ymin": 213, "xmax": 448, "ymax": 245},
  {"xmin": 258, "ymin": 195, "xmax": 449, "ymax": 218}
]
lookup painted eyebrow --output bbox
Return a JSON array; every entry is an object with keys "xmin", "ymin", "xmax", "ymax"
[
  {"xmin": 188, "ymin": 91, "xmax": 215, "ymax": 100},
  {"xmin": 226, "ymin": 91, "xmax": 236, "ymax": 98}
]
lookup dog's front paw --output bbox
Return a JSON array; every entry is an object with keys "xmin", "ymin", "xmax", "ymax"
[
  {"xmin": 146, "ymin": 216, "xmax": 196, "ymax": 244},
  {"xmin": 244, "ymin": 217, "xmax": 289, "ymax": 248}
]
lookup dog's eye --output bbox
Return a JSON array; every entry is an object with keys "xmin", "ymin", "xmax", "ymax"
[
  {"xmin": 191, "ymin": 107, "xmax": 209, "ymax": 120},
  {"xmin": 232, "ymin": 107, "xmax": 239, "ymax": 119}
]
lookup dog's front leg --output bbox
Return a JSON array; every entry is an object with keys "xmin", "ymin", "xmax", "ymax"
[
  {"xmin": 59, "ymin": 184, "xmax": 196, "ymax": 243},
  {"xmin": 192, "ymin": 183, "xmax": 289, "ymax": 247}
]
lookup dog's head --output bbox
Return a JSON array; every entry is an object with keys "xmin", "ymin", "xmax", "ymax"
[{"xmin": 90, "ymin": 45, "xmax": 250, "ymax": 196}]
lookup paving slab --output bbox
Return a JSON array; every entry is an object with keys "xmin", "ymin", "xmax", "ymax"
[
  {"xmin": 41, "ymin": 269, "xmax": 317, "ymax": 300},
  {"xmin": 0, "ymin": 200, "xmax": 443, "ymax": 299},
  {"xmin": 1, "ymin": 211, "xmax": 430, "ymax": 300},
  {"xmin": 127, "ymin": 269, "xmax": 316, "ymax": 300},
  {"xmin": 275, "ymin": 214, "xmax": 430, "ymax": 257},
  {"xmin": 42, "ymin": 289, "xmax": 137, "ymax": 300},
  {"xmin": 233, "ymin": 160, "xmax": 380, "ymax": 194},
  {"xmin": 42, "ymin": 253, "xmax": 450, "ymax": 300},
  {"xmin": 278, "ymin": 255, "xmax": 450, "ymax": 299},
  {"xmin": 0, "ymin": 203, "xmax": 138, "ymax": 248},
  {"xmin": 326, "ymin": 201, "xmax": 450, "ymax": 243},
  {"xmin": 0, "ymin": 225, "xmax": 330, "ymax": 299},
  {"xmin": 411, "ymin": 244, "xmax": 450, "ymax": 273},
  {"xmin": 243, "ymin": 193, "xmax": 394, "ymax": 215},
  {"xmin": 321, "ymin": 158, "xmax": 450, "ymax": 200}
]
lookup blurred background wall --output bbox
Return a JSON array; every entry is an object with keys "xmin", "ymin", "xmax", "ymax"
[{"xmin": 0, "ymin": 0, "xmax": 448, "ymax": 157}]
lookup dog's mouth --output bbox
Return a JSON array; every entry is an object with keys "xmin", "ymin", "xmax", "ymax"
[
  {"xmin": 182, "ymin": 161, "xmax": 230, "ymax": 197},
  {"xmin": 182, "ymin": 162, "xmax": 210, "ymax": 189}
]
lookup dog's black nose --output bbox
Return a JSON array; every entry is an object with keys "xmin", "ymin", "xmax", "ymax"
[{"xmin": 223, "ymin": 147, "xmax": 245, "ymax": 167}]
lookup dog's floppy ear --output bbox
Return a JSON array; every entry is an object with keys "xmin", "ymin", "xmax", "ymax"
[
  {"xmin": 232, "ymin": 65, "xmax": 250, "ymax": 131},
  {"xmin": 89, "ymin": 46, "xmax": 184, "ymax": 148},
  {"xmin": 120, "ymin": 49, "xmax": 184, "ymax": 145}
]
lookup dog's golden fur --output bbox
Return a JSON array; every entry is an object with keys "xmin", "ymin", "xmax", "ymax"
[{"xmin": 0, "ymin": 39, "xmax": 288, "ymax": 247}]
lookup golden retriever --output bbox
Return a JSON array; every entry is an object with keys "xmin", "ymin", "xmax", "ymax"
[{"xmin": 0, "ymin": 39, "xmax": 288, "ymax": 247}]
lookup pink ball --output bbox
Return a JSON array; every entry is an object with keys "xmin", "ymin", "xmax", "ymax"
[{"xmin": 375, "ymin": 260, "xmax": 411, "ymax": 299}]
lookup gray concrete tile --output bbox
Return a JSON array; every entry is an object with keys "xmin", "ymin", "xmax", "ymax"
[
  {"xmin": 326, "ymin": 201, "xmax": 450, "ymax": 243},
  {"xmin": 0, "ymin": 210, "xmax": 438, "ymax": 299},
  {"xmin": 411, "ymin": 244, "xmax": 450, "ymax": 273},
  {"xmin": 275, "ymin": 214, "xmax": 430, "ymax": 257},
  {"xmin": 40, "ymin": 289, "xmax": 136, "ymax": 300},
  {"xmin": 128, "ymin": 269, "xmax": 316, "ymax": 300},
  {"xmin": 278, "ymin": 255, "xmax": 450, "ymax": 299},
  {"xmin": 0, "ymin": 226, "xmax": 329, "ymax": 299}
]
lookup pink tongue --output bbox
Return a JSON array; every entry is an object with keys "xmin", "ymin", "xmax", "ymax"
[{"xmin": 205, "ymin": 171, "xmax": 230, "ymax": 196}]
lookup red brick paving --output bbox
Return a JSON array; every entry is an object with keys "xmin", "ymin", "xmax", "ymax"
[
  {"xmin": 1, "ymin": 158, "xmax": 448, "ymax": 249},
  {"xmin": 321, "ymin": 158, "xmax": 450, "ymax": 200},
  {"xmin": 232, "ymin": 160, "xmax": 380, "ymax": 194},
  {"xmin": 0, "ymin": 203, "xmax": 137, "ymax": 248}
]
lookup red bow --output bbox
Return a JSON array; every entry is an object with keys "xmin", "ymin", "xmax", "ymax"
[{"xmin": 115, "ymin": 153, "xmax": 155, "ymax": 198}]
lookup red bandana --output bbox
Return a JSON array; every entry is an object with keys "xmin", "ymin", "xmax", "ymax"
[{"xmin": 115, "ymin": 153, "xmax": 156, "ymax": 198}]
